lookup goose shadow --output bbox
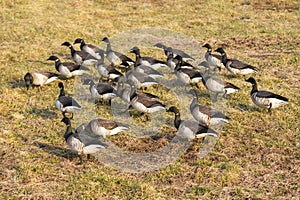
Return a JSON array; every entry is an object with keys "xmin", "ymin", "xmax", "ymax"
[
  {"xmin": 230, "ymin": 102, "xmax": 261, "ymax": 112},
  {"xmin": 33, "ymin": 141, "xmax": 77, "ymax": 160},
  {"xmin": 222, "ymin": 73, "xmax": 236, "ymax": 79},
  {"xmin": 7, "ymin": 79, "xmax": 25, "ymax": 89},
  {"xmin": 29, "ymin": 107, "xmax": 58, "ymax": 119}
]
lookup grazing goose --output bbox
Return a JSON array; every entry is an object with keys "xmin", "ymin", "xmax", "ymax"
[
  {"xmin": 129, "ymin": 82, "xmax": 166, "ymax": 120},
  {"xmin": 102, "ymin": 37, "xmax": 134, "ymax": 67},
  {"xmin": 154, "ymin": 43, "xmax": 194, "ymax": 62},
  {"xmin": 56, "ymin": 82, "xmax": 82, "ymax": 118},
  {"xmin": 129, "ymin": 46, "xmax": 167, "ymax": 70},
  {"xmin": 166, "ymin": 49, "xmax": 194, "ymax": 71},
  {"xmin": 245, "ymin": 77, "xmax": 288, "ymax": 113},
  {"xmin": 76, "ymin": 118, "xmax": 128, "ymax": 138},
  {"xmin": 126, "ymin": 70, "xmax": 158, "ymax": 89},
  {"xmin": 61, "ymin": 41, "xmax": 98, "ymax": 66},
  {"xmin": 116, "ymin": 80, "xmax": 158, "ymax": 104},
  {"xmin": 73, "ymin": 38, "xmax": 104, "ymax": 60},
  {"xmin": 190, "ymin": 94, "xmax": 230, "ymax": 126},
  {"xmin": 173, "ymin": 55, "xmax": 202, "ymax": 87},
  {"xmin": 61, "ymin": 117, "xmax": 107, "ymax": 164},
  {"xmin": 215, "ymin": 48, "xmax": 258, "ymax": 77},
  {"xmin": 24, "ymin": 70, "xmax": 59, "ymax": 90},
  {"xmin": 83, "ymin": 79, "xmax": 117, "ymax": 104},
  {"xmin": 95, "ymin": 60, "xmax": 123, "ymax": 82},
  {"xmin": 130, "ymin": 47, "xmax": 163, "ymax": 78},
  {"xmin": 133, "ymin": 64, "xmax": 163, "ymax": 79},
  {"xmin": 167, "ymin": 106, "xmax": 218, "ymax": 141},
  {"xmin": 47, "ymin": 56, "xmax": 89, "ymax": 78},
  {"xmin": 202, "ymin": 43, "xmax": 224, "ymax": 70},
  {"xmin": 201, "ymin": 67, "xmax": 239, "ymax": 99}
]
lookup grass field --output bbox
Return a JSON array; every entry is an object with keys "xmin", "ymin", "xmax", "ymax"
[{"xmin": 1, "ymin": 0, "xmax": 300, "ymax": 199}]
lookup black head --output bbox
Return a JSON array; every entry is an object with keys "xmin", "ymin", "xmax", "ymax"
[
  {"xmin": 154, "ymin": 43, "xmax": 166, "ymax": 49},
  {"xmin": 215, "ymin": 47, "xmax": 225, "ymax": 54},
  {"xmin": 130, "ymin": 46, "xmax": 140, "ymax": 54},
  {"xmin": 102, "ymin": 37, "xmax": 109, "ymax": 43},
  {"xmin": 73, "ymin": 38, "xmax": 83, "ymax": 44},
  {"xmin": 47, "ymin": 55, "xmax": 59, "ymax": 61},
  {"xmin": 82, "ymin": 79, "xmax": 94, "ymax": 85},
  {"xmin": 202, "ymin": 43, "xmax": 212, "ymax": 50},
  {"xmin": 61, "ymin": 41, "xmax": 72, "ymax": 47},
  {"xmin": 166, "ymin": 106, "xmax": 180, "ymax": 114},
  {"xmin": 24, "ymin": 72, "xmax": 33, "ymax": 90},
  {"xmin": 58, "ymin": 82, "xmax": 64, "ymax": 89},
  {"xmin": 61, "ymin": 116, "xmax": 71, "ymax": 126},
  {"xmin": 166, "ymin": 47, "xmax": 173, "ymax": 53},
  {"xmin": 245, "ymin": 77, "xmax": 256, "ymax": 85}
]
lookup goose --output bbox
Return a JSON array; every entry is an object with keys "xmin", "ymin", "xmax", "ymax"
[
  {"xmin": 61, "ymin": 41, "xmax": 99, "ymax": 66},
  {"xmin": 201, "ymin": 67, "xmax": 239, "ymax": 99},
  {"xmin": 245, "ymin": 77, "xmax": 288, "ymax": 113},
  {"xmin": 173, "ymin": 55, "xmax": 202, "ymax": 87},
  {"xmin": 56, "ymin": 82, "xmax": 82, "ymax": 118},
  {"xmin": 61, "ymin": 117, "xmax": 107, "ymax": 164},
  {"xmin": 116, "ymin": 80, "xmax": 158, "ymax": 104},
  {"xmin": 82, "ymin": 79, "xmax": 117, "ymax": 104},
  {"xmin": 125, "ymin": 70, "xmax": 158, "ymax": 89},
  {"xmin": 95, "ymin": 55, "xmax": 124, "ymax": 82},
  {"xmin": 24, "ymin": 70, "xmax": 60, "ymax": 90},
  {"xmin": 130, "ymin": 47, "xmax": 163, "ymax": 78},
  {"xmin": 129, "ymin": 82, "xmax": 166, "ymax": 120},
  {"xmin": 47, "ymin": 55, "xmax": 90, "ymax": 78},
  {"xmin": 76, "ymin": 118, "xmax": 128, "ymax": 138},
  {"xmin": 102, "ymin": 37, "xmax": 134, "ymax": 67},
  {"xmin": 202, "ymin": 43, "xmax": 224, "ymax": 70},
  {"xmin": 73, "ymin": 38, "xmax": 104, "ymax": 60},
  {"xmin": 166, "ymin": 106, "xmax": 218, "ymax": 141},
  {"xmin": 133, "ymin": 64, "xmax": 163, "ymax": 79},
  {"xmin": 129, "ymin": 46, "xmax": 167, "ymax": 70},
  {"xmin": 190, "ymin": 93, "xmax": 230, "ymax": 126},
  {"xmin": 154, "ymin": 43, "xmax": 194, "ymax": 62},
  {"xmin": 166, "ymin": 49, "xmax": 194, "ymax": 71},
  {"xmin": 215, "ymin": 48, "xmax": 259, "ymax": 77}
]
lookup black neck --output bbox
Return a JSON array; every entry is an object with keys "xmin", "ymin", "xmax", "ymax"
[
  {"xmin": 59, "ymin": 87, "xmax": 65, "ymax": 97},
  {"xmin": 64, "ymin": 124, "xmax": 73, "ymax": 141},
  {"xmin": 89, "ymin": 80, "xmax": 95, "ymax": 91},
  {"xmin": 55, "ymin": 59, "xmax": 61, "ymax": 71},
  {"xmin": 69, "ymin": 45, "xmax": 76, "ymax": 56},
  {"xmin": 173, "ymin": 112, "xmax": 181, "ymax": 130},
  {"xmin": 251, "ymin": 83, "xmax": 258, "ymax": 94},
  {"xmin": 221, "ymin": 52, "xmax": 228, "ymax": 64},
  {"xmin": 190, "ymin": 96, "xmax": 198, "ymax": 110},
  {"xmin": 106, "ymin": 41, "xmax": 112, "ymax": 53},
  {"xmin": 80, "ymin": 42, "xmax": 85, "ymax": 50},
  {"xmin": 134, "ymin": 53, "xmax": 141, "ymax": 67}
]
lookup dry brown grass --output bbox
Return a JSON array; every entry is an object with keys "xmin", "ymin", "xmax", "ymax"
[{"xmin": 1, "ymin": 0, "xmax": 300, "ymax": 199}]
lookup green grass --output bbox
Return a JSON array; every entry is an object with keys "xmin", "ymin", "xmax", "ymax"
[{"xmin": 1, "ymin": 0, "xmax": 300, "ymax": 199}]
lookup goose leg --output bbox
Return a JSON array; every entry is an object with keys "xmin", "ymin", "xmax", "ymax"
[
  {"xmin": 76, "ymin": 154, "xmax": 83, "ymax": 165},
  {"xmin": 211, "ymin": 93, "xmax": 218, "ymax": 102},
  {"xmin": 268, "ymin": 103, "xmax": 272, "ymax": 115},
  {"xmin": 222, "ymin": 90, "xmax": 228, "ymax": 99},
  {"xmin": 144, "ymin": 113, "xmax": 151, "ymax": 121}
]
